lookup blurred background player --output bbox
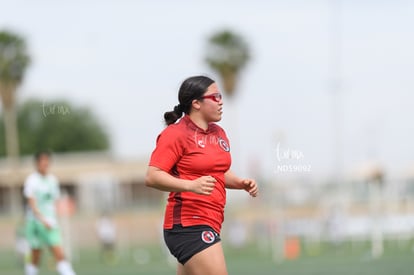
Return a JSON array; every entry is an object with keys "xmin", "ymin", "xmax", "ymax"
[
  {"xmin": 96, "ymin": 212, "xmax": 117, "ymax": 264},
  {"xmin": 23, "ymin": 151, "xmax": 76, "ymax": 275}
]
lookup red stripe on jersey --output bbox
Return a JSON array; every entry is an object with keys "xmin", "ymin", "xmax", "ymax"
[{"xmin": 172, "ymin": 193, "xmax": 182, "ymax": 224}]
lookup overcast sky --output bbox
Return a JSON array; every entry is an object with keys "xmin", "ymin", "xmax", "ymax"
[{"xmin": 1, "ymin": 0, "xmax": 413, "ymax": 181}]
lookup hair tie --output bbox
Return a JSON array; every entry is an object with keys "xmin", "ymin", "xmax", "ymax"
[{"xmin": 174, "ymin": 104, "xmax": 183, "ymax": 114}]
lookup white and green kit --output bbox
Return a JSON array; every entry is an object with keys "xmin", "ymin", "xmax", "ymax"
[{"xmin": 23, "ymin": 172, "xmax": 62, "ymax": 248}]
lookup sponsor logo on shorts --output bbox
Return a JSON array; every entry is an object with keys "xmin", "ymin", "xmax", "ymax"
[{"xmin": 201, "ymin": 231, "xmax": 216, "ymax": 244}]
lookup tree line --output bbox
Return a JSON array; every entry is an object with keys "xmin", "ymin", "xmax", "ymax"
[{"xmin": 0, "ymin": 28, "xmax": 250, "ymax": 158}]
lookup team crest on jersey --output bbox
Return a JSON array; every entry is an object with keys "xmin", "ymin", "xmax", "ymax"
[
  {"xmin": 218, "ymin": 137, "xmax": 230, "ymax": 152},
  {"xmin": 201, "ymin": 231, "xmax": 216, "ymax": 244}
]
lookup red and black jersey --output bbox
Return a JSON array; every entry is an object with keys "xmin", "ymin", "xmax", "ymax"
[{"xmin": 149, "ymin": 115, "xmax": 231, "ymax": 233}]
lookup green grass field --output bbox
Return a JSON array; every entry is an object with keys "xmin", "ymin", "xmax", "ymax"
[{"xmin": 1, "ymin": 240, "xmax": 414, "ymax": 275}]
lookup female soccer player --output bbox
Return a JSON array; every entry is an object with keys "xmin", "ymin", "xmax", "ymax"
[
  {"xmin": 146, "ymin": 75, "xmax": 258, "ymax": 275},
  {"xmin": 24, "ymin": 151, "xmax": 76, "ymax": 275}
]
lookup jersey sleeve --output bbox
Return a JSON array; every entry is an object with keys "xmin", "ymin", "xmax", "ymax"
[
  {"xmin": 149, "ymin": 126, "xmax": 185, "ymax": 173},
  {"xmin": 23, "ymin": 174, "xmax": 36, "ymax": 199}
]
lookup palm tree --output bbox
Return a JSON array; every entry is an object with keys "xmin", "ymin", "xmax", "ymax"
[
  {"xmin": 204, "ymin": 30, "xmax": 251, "ymax": 196},
  {"xmin": 0, "ymin": 30, "xmax": 31, "ymax": 161},
  {"xmin": 205, "ymin": 30, "xmax": 250, "ymax": 98}
]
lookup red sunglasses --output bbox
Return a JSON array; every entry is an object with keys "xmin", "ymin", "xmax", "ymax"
[{"xmin": 200, "ymin": 93, "xmax": 222, "ymax": 102}]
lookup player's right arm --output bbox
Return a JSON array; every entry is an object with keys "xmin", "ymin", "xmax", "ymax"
[
  {"xmin": 148, "ymin": 127, "xmax": 216, "ymax": 196},
  {"xmin": 145, "ymin": 166, "xmax": 216, "ymax": 195},
  {"xmin": 24, "ymin": 174, "xmax": 52, "ymax": 229},
  {"xmin": 27, "ymin": 197, "xmax": 52, "ymax": 230}
]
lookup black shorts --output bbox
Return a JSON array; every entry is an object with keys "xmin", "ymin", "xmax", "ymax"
[{"xmin": 163, "ymin": 224, "xmax": 221, "ymax": 265}]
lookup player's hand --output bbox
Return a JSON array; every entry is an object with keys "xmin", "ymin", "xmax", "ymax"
[
  {"xmin": 42, "ymin": 220, "xmax": 53, "ymax": 230},
  {"xmin": 242, "ymin": 179, "xmax": 258, "ymax": 197},
  {"xmin": 191, "ymin": 176, "xmax": 216, "ymax": 195}
]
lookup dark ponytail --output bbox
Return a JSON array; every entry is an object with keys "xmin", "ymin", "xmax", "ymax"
[
  {"xmin": 164, "ymin": 104, "xmax": 183, "ymax": 126},
  {"xmin": 163, "ymin": 75, "xmax": 215, "ymax": 125}
]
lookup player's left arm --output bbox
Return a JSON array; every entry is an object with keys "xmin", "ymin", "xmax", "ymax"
[
  {"xmin": 53, "ymin": 178, "xmax": 60, "ymax": 209},
  {"xmin": 224, "ymin": 170, "xmax": 258, "ymax": 197}
]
